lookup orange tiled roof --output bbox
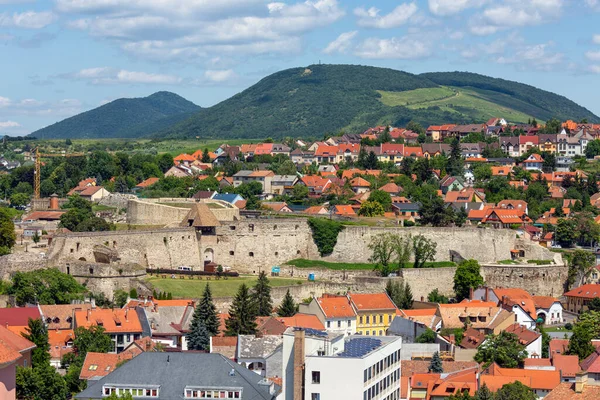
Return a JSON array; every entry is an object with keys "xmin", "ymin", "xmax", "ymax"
[
  {"xmin": 491, "ymin": 166, "xmax": 513, "ymax": 176},
  {"xmin": 80, "ymin": 351, "xmax": 134, "ymax": 380},
  {"xmin": 552, "ymin": 354, "xmax": 581, "ymax": 378},
  {"xmin": 278, "ymin": 314, "xmax": 325, "ymax": 330},
  {"xmin": 48, "ymin": 329, "xmax": 74, "ymax": 360},
  {"xmin": 317, "ymin": 296, "xmax": 356, "ymax": 318},
  {"xmin": 505, "ymin": 324, "xmax": 540, "ymax": 350},
  {"xmin": 334, "ymin": 205, "xmax": 356, "ymax": 216},
  {"xmin": 174, "ymin": 153, "xmax": 196, "ymax": 163},
  {"xmin": 564, "ymin": 284, "xmax": 600, "ymax": 299},
  {"xmin": 349, "ymin": 293, "xmax": 396, "ymax": 311},
  {"xmin": 350, "ymin": 177, "xmax": 371, "ymax": 187},
  {"xmin": 545, "ymin": 382, "xmax": 600, "ymax": 399},
  {"xmin": 40, "ymin": 304, "xmax": 93, "ymax": 330},
  {"xmin": 483, "ymin": 362, "xmax": 561, "ymax": 391},
  {"xmin": 136, "ymin": 177, "xmax": 160, "ymax": 188},
  {"xmin": 74, "ymin": 308, "xmax": 142, "ymax": 334},
  {"xmin": 533, "ymin": 296, "xmax": 560, "ymax": 309},
  {"xmin": 0, "ymin": 324, "xmax": 35, "ymax": 355}
]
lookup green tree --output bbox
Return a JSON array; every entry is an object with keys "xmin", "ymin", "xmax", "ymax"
[
  {"xmin": 113, "ymin": 290, "xmax": 129, "ymax": 308},
  {"xmin": 17, "ymin": 364, "xmax": 68, "ymax": 400},
  {"xmin": 10, "ymin": 192, "xmax": 29, "ymax": 207},
  {"xmin": 225, "ymin": 284, "xmax": 258, "ymax": 336},
  {"xmin": 427, "ymin": 288, "xmax": 449, "ymax": 304},
  {"xmin": 586, "ymin": 140, "xmax": 600, "ymax": 158},
  {"xmin": 556, "ymin": 218, "xmax": 577, "ymax": 248},
  {"xmin": 428, "ymin": 351, "xmax": 443, "ymax": 373},
  {"xmin": 65, "ymin": 138, "xmax": 72, "ymax": 146},
  {"xmin": 446, "ymin": 138, "xmax": 464, "ymax": 177},
  {"xmin": 454, "ymin": 207, "xmax": 468, "ymax": 227},
  {"xmin": 568, "ymin": 311, "xmax": 600, "ymax": 359},
  {"xmin": 358, "ymin": 200, "xmax": 385, "ymax": 217},
  {"xmin": 369, "ymin": 233, "xmax": 396, "ymax": 270},
  {"xmin": 156, "ymin": 153, "xmax": 174, "ymax": 173},
  {"xmin": 392, "ymin": 234, "xmax": 412, "ymax": 271},
  {"xmin": 416, "ymin": 328, "xmax": 436, "ymax": 343},
  {"xmin": 495, "ymin": 381, "xmax": 536, "ymax": 400},
  {"xmin": 473, "ymin": 164, "xmax": 492, "ymax": 181},
  {"xmin": 23, "ymin": 317, "xmax": 50, "ymax": 368},
  {"xmin": 291, "ymin": 184, "xmax": 309, "ymax": 202},
  {"xmin": 568, "ymin": 250, "xmax": 596, "ymax": 289},
  {"xmin": 186, "ymin": 311, "xmax": 210, "ymax": 351},
  {"xmin": 378, "ymin": 128, "xmax": 392, "ymax": 144},
  {"xmin": 32, "ymin": 231, "xmax": 41, "ymax": 245},
  {"xmin": 253, "ymin": 271, "xmax": 273, "ymax": 316},
  {"xmin": 538, "ymin": 325, "xmax": 551, "ymax": 358},
  {"xmin": 406, "ymin": 121, "xmax": 425, "ymax": 134},
  {"xmin": 197, "ymin": 283, "xmax": 220, "ymax": 336},
  {"xmin": 365, "ymin": 151, "xmax": 379, "ymax": 169},
  {"xmin": 402, "ymin": 282, "xmax": 414, "ymax": 309},
  {"xmin": 277, "ymin": 289, "xmax": 298, "ymax": 317},
  {"xmin": 474, "ymin": 383, "xmax": 493, "ymax": 400},
  {"xmin": 201, "ymin": 148, "xmax": 211, "ymax": 163},
  {"xmin": 453, "ymin": 259, "xmax": 484, "ymax": 301},
  {"xmin": 412, "ymin": 235, "xmax": 437, "ymax": 269},
  {"xmin": 419, "ymin": 196, "xmax": 455, "ymax": 227},
  {"xmin": 8, "ymin": 268, "xmax": 85, "ymax": 306},
  {"xmin": 474, "ymin": 331, "xmax": 528, "ymax": 368},
  {"xmin": 0, "ymin": 208, "xmax": 16, "ymax": 254},
  {"xmin": 588, "ymin": 297, "xmax": 600, "ymax": 312},
  {"xmin": 369, "ymin": 190, "xmax": 392, "ymax": 211}
]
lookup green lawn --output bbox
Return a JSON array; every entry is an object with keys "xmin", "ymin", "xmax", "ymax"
[
  {"xmin": 378, "ymin": 86, "xmax": 533, "ymax": 124},
  {"xmin": 498, "ymin": 259, "xmax": 519, "ymax": 265},
  {"xmin": 285, "ymin": 258, "xmax": 455, "ymax": 270},
  {"xmin": 145, "ymin": 275, "xmax": 304, "ymax": 298},
  {"xmin": 92, "ymin": 204, "xmax": 116, "ymax": 212},
  {"xmin": 544, "ymin": 326, "xmax": 571, "ymax": 333}
]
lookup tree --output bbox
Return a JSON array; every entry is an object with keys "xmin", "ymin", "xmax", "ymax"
[
  {"xmin": 453, "ymin": 259, "xmax": 484, "ymax": 301},
  {"xmin": 225, "ymin": 284, "xmax": 258, "ymax": 336},
  {"xmin": 568, "ymin": 311, "xmax": 600, "ymax": 359},
  {"xmin": 253, "ymin": 271, "xmax": 273, "ymax": 316},
  {"xmin": 419, "ymin": 196, "xmax": 455, "ymax": 227},
  {"xmin": 407, "ymin": 121, "xmax": 425, "ymax": 134},
  {"xmin": 0, "ymin": 208, "xmax": 16, "ymax": 254},
  {"xmin": 278, "ymin": 289, "xmax": 298, "ymax": 317},
  {"xmin": 23, "ymin": 318, "xmax": 50, "ymax": 368},
  {"xmin": 474, "ymin": 383, "xmax": 494, "ymax": 400},
  {"xmin": 365, "ymin": 151, "xmax": 379, "ymax": 169},
  {"xmin": 454, "ymin": 207, "xmax": 468, "ymax": 227},
  {"xmin": 8, "ymin": 268, "xmax": 85, "ymax": 306},
  {"xmin": 428, "ymin": 351, "xmax": 443, "ymax": 373},
  {"xmin": 72, "ymin": 325, "xmax": 113, "ymax": 358},
  {"xmin": 369, "ymin": 190, "xmax": 392, "ymax": 211},
  {"xmin": 113, "ymin": 290, "xmax": 128, "ymax": 308},
  {"xmin": 495, "ymin": 381, "xmax": 536, "ymax": 400},
  {"xmin": 358, "ymin": 200, "xmax": 385, "ymax": 217},
  {"xmin": 538, "ymin": 325, "xmax": 551, "ymax": 358},
  {"xmin": 197, "ymin": 283, "xmax": 220, "ymax": 336},
  {"xmin": 586, "ymin": 139, "xmax": 600, "ymax": 159},
  {"xmin": 291, "ymin": 184, "xmax": 309, "ymax": 202},
  {"xmin": 187, "ymin": 313, "xmax": 210, "ymax": 351},
  {"xmin": 588, "ymin": 297, "xmax": 600, "ymax": 312},
  {"xmin": 556, "ymin": 218, "xmax": 577, "ymax": 248},
  {"xmin": 17, "ymin": 363, "xmax": 68, "ymax": 400},
  {"xmin": 474, "ymin": 331, "xmax": 528, "ymax": 368},
  {"xmin": 568, "ymin": 250, "xmax": 596, "ymax": 289},
  {"xmin": 416, "ymin": 328, "xmax": 436, "ymax": 343},
  {"xmin": 201, "ymin": 148, "xmax": 211, "ymax": 163},
  {"xmin": 402, "ymin": 282, "xmax": 414, "ymax": 309},
  {"xmin": 412, "ymin": 235, "xmax": 437, "ymax": 269},
  {"xmin": 32, "ymin": 231, "xmax": 40, "ymax": 245},
  {"xmin": 10, "ymin": 192, "xmax": 29, "ymax": 208},
  {"xmin": 414, "ymin": 157, "xmax": 432, "ymax": 183},
  {"xmin": 378, "ymin": 128, "xmax": 392, "ymax": 144},
  {"xmin": 65, "ymin": 138, "xmax": 72, "ymax": 146},
  {"xmin": 427, "ymin": 288, "xmax": 449, "ymax": 304},
  {"xmin": 446, "ymin": 138, "xmax": 463, "ymax": 177},
  {"xmin": 369, "ymin": 233, "xmax": 395, "ymax": 270},
  {"xmin": 391, "ymin": 234, "xmax": 412, "ymax": 271}
]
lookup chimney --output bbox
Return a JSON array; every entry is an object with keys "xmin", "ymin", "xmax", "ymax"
[
  {"xmin": 575, "ymin": 372, "xmax": 588, "ymax": 394},
  {"xmin": 125, "ymin": 308, "xmax": 129, "ymax": 322},
  {"xmin": 485, "ymin": 287, "xmax": 489, "ymax": 302},
  {"xmin": 469, "ymin": 287, "xmax": 474, "ymax": 299},
  {"xmin": 49, "ymin": 194, "xmax": 59, "ymax": 210},
  {"xmin": 293, "ymin": 329, "xmax": 305, "ymax": 400},
  {"xmin": 87, "ymin": 309, "xmax": 91, "ymax": 321}
]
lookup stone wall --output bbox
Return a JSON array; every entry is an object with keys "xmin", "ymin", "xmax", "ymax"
[
  {"xmin": 0, "ymin": 253, "xmax": 48, "ymax": 280},
  {"xmin": 127, "ymin": 198, "xmax": 239, "ymax": 225},
  {"xmin": 482, "ymin": 264, "xmax": 568, "ymax": 297},
  {"xmin": 64, "ymin": 261, "xmax": 146, "ymax": 301},
  {"xmin": 209, "ymin": 220, "xmax": 551, "ymax": 270},
  {"xmin": 46, "ymin": 228, "xmax": 203, "ymax": 269}
]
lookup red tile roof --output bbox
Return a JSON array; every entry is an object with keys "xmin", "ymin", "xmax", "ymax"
[
  {"xmin": 552, "ymin": 354, "xmax": 581, "ymax": 378},
  {"xmin": 80, "ymin": 351, "xmax": 134, "ymax": 380},
  {"xmin": 533, "ymin": 296, "xmax": 560, "ymax": 309},
  {"xmin": 350, "ymin": 177, "xmax": 371, "ymax": 187},
  {"xmin": 278, "ymin": 314, "xmax": 325, "ymax": 330},
  {"xmin": 544, "ymin": 382, "xmax": 600, "ymax": 400},
  {"xmin": 0, "ymin": 324, "xmax": 35, "ymax": 355},
  {"xmin": 482, "ymin": 363, "xmax": 560, "ymax": 391},
  {"xmin": 316, "ymin": 296, "xmax": 356, "ymax": 318},
  {"xmin": 48, "ymin": 329, "xmax": 74, "ymax": 360},
  {"xmin": 564, "ymin": 284, "xmax": 600, "ymax": 299},
  {"xmin": 74, "ymin": 308, "xmax": 142, "ymax": 334},
  {"xmin": 22, "ymin": 211, "xmax": 66, "ymax": 221},
  {"xmin": 136, "ymin": 177, "xmax": 160, "ymax": 188},
  {"xmin": 349, "ymin": 293, "xmax": 396, "ymax": 311},
  {"xmin": 0, "ymin": 307, "xmax": 41, "ymax": 327}
]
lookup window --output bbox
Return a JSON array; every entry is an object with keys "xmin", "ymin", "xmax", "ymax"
[
  {"xmin": 327, "ymin": 321, "xmax": 331, "ymax": 328},
  {"xmin": 89, "ymin": 364, "xmax": 98, "ymax": 371},
  {"xmin": 311, "ymin": 394, "xmax": 320, "ymax": 400},
  {"xmin": 312, "ymin": 371, "xmax": 321, "ymax": 384},
  {"xmin": 366, "ymin": 330, "xmax": 370, "ymax": 335},
  {"xmin": 366, "ymin": 316, "xmax": 370, "ymax": 324},
  {"xmin": 379, "ymin": 315, "xmax": 383, "ymax": 323},
  {"xmin": 337, "ymin": 320, "xmax": 341, "ymax": 328},
  {"xmin": 249, "ymin": 252, "xmax": 254, "ymax": 257},
  {"xmin": 126, "ymin": 334, "xmax": 131, "ymax": 342},
  {"xmin": 359, "ymin": 316, "xmax": 363, "ymax": 324},
  {"xmin": 229, "ymin": 251, "xmax": 234, "ymax": 256},
  {"xmin": 379, "ymin": 330, "xmax": 383, "ymax": 336}
]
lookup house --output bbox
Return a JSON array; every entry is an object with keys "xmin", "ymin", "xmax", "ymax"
[
  {"xmin": 39, "ymin": 303, "xmax": 93, "ymax": 330},
  {"xmin": 332, "ymin": 204, "xmax": 356, "ymax": 217},
  {"xmin": 298, "ymin": 175, "xmax": 331, "ymax": 197},
  {"xmin": 497, "ymin": 199, "xmax": 528, "ymax": 214},
  {"xmin": 378, "ymin": 143, "xmax": 405, "ymax": 163},
  {"xmin": 75, "ymin": 352, "xmax": 280, "ymax": 399},
  {"xmin": 439, "ymin": 176, "xmax": 464, "ymax": 194},
  {"xmin": 0, "ymin": 325, "xmax": 35, "ymax": 368},
  {"xmin": 237, "ymin": 335, "xmax": 283, "ymax": 378},
  {"xmin": 403, "ymin": 146, "xmax": 423, "ymax": 158},
  {"xmin": 519, "ymin": 135, "xmax": 540, "ymax": 156},
  {"xmin": 544, "ymin": 379, "xmax": 600, "ymax": 399},
  {"xmin": 134, "ymin": 177, "xmax": 160, "ymax": 192},
  {"xmin": 277, "ymin": 314, "xmax": 325, "ymax": 331},
  {"xmin": 314, "ymin": 145, "xmax": 338, "ymax": 164},
  {"xmin": 290, "ymin": 148, "xmax": 315, "ymax": 165},
  {"xmin": 68, "ymin": 185, "xmax": 111, "ymax": 202},
  {"xmin": 80, "ymin": 351, "xmax": 135, "ymax": 381},
  {"xmin": 379, "ymin": 182, "xmax": 402, "ymax": 195},
  {"xmin": 396, "ymin": 309, "xmax": 441, "ymax": 332},
  {"xmin": 0, "ymin": 307, "xmax": 41, "ymax": 333},
  {"xmin": 261, "ymin": 201, "xmax": 292, "ymax": 213},
  {"xmin": 303, "ymin": 205, "xmax": 329, "ymax": 215},
  {"xmin": 336, "ymin": 143, "xmax": 361, "ymax": 163},
  {"xmin": 23, "ymin": 226, "xmax": 42, "ymax": 237},
  {"xmin": 422, "ymin": 143, "xmax": 451, "ymax": 158},
  {"xmin": 0, "ymin": 339, "xmax": 25, "ymax": 400},
  {"xmin": 48, "ymin": 329, "xmax": 74, "ymax": 368},
  {"xmin": 523, "ymin": 153, "xmax": 545, "ymax": 171},
  {"xmin": 409, "ymin": 368, "xmax": 478, "ymax": 400},
  {"xmin": 552, "ymin": 354, "xmax": 581, "ymax": 382},
  {"xmin": 461, "ymin": 143, "xmax": 484, "ymax": 158},
  {"xmin": 142, "ymin": 301, "xmax": 194, "ymax": 350},
  {"xmin": 271, "ymin": 143, "xmax": 291, "ymax": 156},
  {"xmin": 505, "ymin": 324, "xmax": 542, "ymax": 358},
  {"xmin": 299, "ymin": 294, "xmax": 357, "ymax": 336},
  {"xmin": 232, "ymin": 170, "xmax": 275, "ymax": 194},
  {"xmin": 481, "ymin": 209, "xmax": 532, "ymax": 228},
  {"xmin": 450, "ymin": 124, "xmax": 485, "ymax": 138},
  {"xmin": 445, "ymin": 188, "xmax": 486, "ymax": 204},
  {"xmin": 436, "ymin": 300, "xmax": 514, "ymax": 335},
  {"xmin": 211, "ymin": 193, "xmax": 245, "ymax": 207},
  {"xmin": 271, "ymin": 175, "xmax": 298, "ymax": 196},
  {"xmin": 400, "ymin": 360, "xmax": 479, "ymax": 399},
  {"xmin": 74, "ymin": 308, "xmax": 145, "ymax": 354},
  {"xmin": 533, "ymin": 296, "xmax": 564, "ymax": 325},
  {"xmin": 391, "ymin": 202, "xmax": 421, "ymax": 221},
  {"xmin": 459, "ymin": 327, "xmax": 486, "ymax": 349},
  {"xmin": 165, "ymin": 165, "xmax": 192, "ymax": 177},
  {"xmin": 480, "ymin": 362, "xmax": 561, "ymax": 398},
  {"xmin": 349, "ymin": 177, "xmax": 371, "ymax": 194},
  {"xmin": 426, "ymin": 125, "xmax": 456, "ymax": 142},
  {"xmin": 580, "ymin": 349, "xmax": 600, "ymax": 384},
  {"xmin": 492, "ymin": 165, "xmax": 514, "ymax": 177},
  {"xmin": 348, "ymin": 292, "xmax": 397, "ymax": 336},
  {"xmin": 281, "ymin": 327, "xmax": 402, "ymax": 400},
  {"xmin": 564, "ymin": 284, "xmax": 600, "ymax": 314}
]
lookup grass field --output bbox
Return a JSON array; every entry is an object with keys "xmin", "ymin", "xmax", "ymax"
[
  {"xmin": 285, "ymin": 258, "xmax": 456, "ymax": 270},
  {"xmin": 145, "ymin": 275, "xmax": 304, "ymax": 298},
  {"xmin": 378, "ymin": 86, "xmax": 533, "ymax": 124}
]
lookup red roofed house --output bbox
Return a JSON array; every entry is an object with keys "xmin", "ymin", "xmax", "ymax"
[
  {"xmin": 522, "ymin": 153, "xmax": 545, "ymax": 171},
  {"xmin": 80, "ymin": 351, "xmax": 135, "ymax": 381},
  {"xmin": 134, "ymin": 177, "xmax": 160, "ymax": 191},
  {"xmin": 519, "ymin": 135, "xmax": 540, "ymax": 156},
  {"xmin": 505, "ymin": 323, "xmax": 542, "ymax": 358},
  {"xmin": 277, "ymin": 314, "xmax": 325, "ymax": 331},
  {"xmin": 0, "ymin": 307, "xmax": 41, "ymax": 334},
  {"xmin": 0, "ymin": 325, "xmax": 35, "ymax": 369},
  {"xmin": 298, "ymin": 176, "xmax": 331, "ymax": 197},
  {"xmin": 349, "ymin": 177, "xmax": 371, "ymax": 194},
  {"xmin": 68, "ymin": 185, "xmax": 111, "ymax": 202},
  {"xmin": 564, "ymin": 284, "xmax": 600, "ymax": 313},
  {"xmin": 349, "ymin": 292, "xmax": 397, "ymax": 336},
  {"xmin": 173, "ymin": 153, "xmax": 196, "ymax": 165},
  {"xmin": 481, "ymin": 208, "xmax": 532, "ymax": 228},
  {"xmin": 48, "ymin": 329, "xmax": 74, "ymax": 368},
  {"xmin": 74, "ymin": 308, "xmax": 144, "ymax": 354},
  {"xmin": 314, "ymin": 145, "xmax": 338, "ymax": 164},
  {"xmin": 552, "ymin": 354, "xmax": 581, "ymax": 382},
  {"xmin": 481, "ymin": 362, "xmax": 561, "ymax": 398},
  {"xmin": 299, "ymin": 294, "xmax": 357, "ymax": 336},
  {"xmin": 0, "ymin": 337, "xmax": 27, "ymax": 400},
  {"xmin": 409, "ymin": 368, "xmax": 478, "ymax": 400},
  {"xmin": 332, "ymin": 204, "xmax": 356, "ymax": 217}
]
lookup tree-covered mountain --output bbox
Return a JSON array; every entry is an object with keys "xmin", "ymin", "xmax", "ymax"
[
  {"xmin": 31, "ymin": 65, "xmax": 599, "ymax": 140},
  {"xmin": 31, "ymin": 91, "xmax": 200, "ymax": 139}
]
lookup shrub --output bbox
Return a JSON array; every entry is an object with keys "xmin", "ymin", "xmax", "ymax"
[{"xmin": 307, "ymin": 218, "xmax": 344, "ymax": 256}]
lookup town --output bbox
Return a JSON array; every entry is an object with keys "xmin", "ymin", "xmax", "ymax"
[{"xmin": 0, "ymin": 116, "xmax": 598, "ymax": 399}]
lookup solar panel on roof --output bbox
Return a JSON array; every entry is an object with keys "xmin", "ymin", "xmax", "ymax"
[
  {"xmin": 338, "ymin": 338, "xmax": 382, "ymax": 358},
  {"xmin": 304, "ymin": 328, "xmax": 328, "ymax": 337}
]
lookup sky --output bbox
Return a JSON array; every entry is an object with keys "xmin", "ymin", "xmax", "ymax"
[{"xmin": 1, "ymin": 0, "xmax": 600, "ymax": 136}]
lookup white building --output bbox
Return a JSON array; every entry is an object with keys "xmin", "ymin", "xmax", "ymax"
[
  {"xmin": 282, "ymin": 328, "xmax": 402, "ymax": 400},
  {"xmin": 299, "ymin": 295, "xmax": 357, "ymax": 336}
]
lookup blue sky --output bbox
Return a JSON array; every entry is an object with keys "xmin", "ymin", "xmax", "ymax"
[{"xmin": 1, "ymin": 0, "xmax": 600, "ymax": 135}]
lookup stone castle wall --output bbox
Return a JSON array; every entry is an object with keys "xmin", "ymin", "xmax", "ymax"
[
  {"xmin": 46, "ymin": 228, "xmax": 202, "ymax": 269},
  {"xmin": 127, "ymin": 199, "xmax": 239, "ymax": 225}
]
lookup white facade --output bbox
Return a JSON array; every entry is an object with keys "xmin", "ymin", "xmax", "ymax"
[
  {"xmin": 525, "ymin": 335, "xmax": 543, "ymax": 359},
  {"xmin": 537, "ymin": 302, "xmax": 564, "ymax": 325},
  {"xmin": 324, "ymin": 318, "xmax": 356, "ymax": 336},
  {"xmin": 282, "ymin": 329, "xmax": 402, "ymax": 400},
  {"xmin": 510, "ymin": 304, "xmax": 536, "ymax": 329}
]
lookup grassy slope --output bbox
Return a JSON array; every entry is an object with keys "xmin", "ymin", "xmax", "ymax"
[{"xmin": 145, "ymin": 275, "xmax": 304, "ymax": 298}]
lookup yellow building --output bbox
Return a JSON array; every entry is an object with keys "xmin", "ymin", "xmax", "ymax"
[{"xmin": 348, "ymin": 292, "xmax": 397, "ymax": 336}]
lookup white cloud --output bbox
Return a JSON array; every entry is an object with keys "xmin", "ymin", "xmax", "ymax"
[
  {"xmin": 497, "ymin": 42, "xmax": 564, "ymax": 70},
  {"xmin": 323, "ymin": 31, "xmax": 357, "ymax": 54},
  {"xmin": 0, "ymin": 121, "xmax": 20, "ymax": 128},
  {"xmin": 0, "ymin": 11, "xmax": 56, "ymax": 29},
  {"xmin": 59, "ymin": 0, "xmax": 344, "ymax": 61},
  {"xmin": 585, "ymin": 0, "xmax": 600, "ymax": 11},
  {"xmin": 589, "ymin": 65, "xmax": 600, "ymax": 74},
  {"xmin": 0, "ymin": 97, "xmax": 11, "ymax": 107},
  {"xmin": 204, "ymin": 69, "xmax": 237, "ymax": 83},
  {"xmin": 471, "ymin": 0, "xmax": 564, "ymax": 35},
  {"xmin": 67, "ymin": 67, "xmax": 182, "ymax": 85},
  {"xmin": 586, "ymin": 51, "xmax": 600, "ymax": 61},
  {"xmin": 0, "ymin": 96, "xmax": 83, "ymax": 119},
  {"xmin": 354, "ymin": 36, "xmax": 432, "ymax": 59},
  {"xmin": 594, "ymin": 34, "xmax": 600, "ymax": 45},
  {"xmin": 428, "ymin": 0, "xmax": 487, "ymax": 16},
  {"xmin": 354, "ymin": 3, "xmax": 417, "ymax": 28}
]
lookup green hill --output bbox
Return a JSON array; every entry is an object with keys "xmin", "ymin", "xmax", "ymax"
[
  {"xmin": 31, "ymin": 91, "xmax": 200, "ymax": 139},
  {"xmin": 161, "ymin": 65, "xmax": 598, "ymax": 139},
  {"xmin": 31, "ymin": 65, "xmax": 599, "ymax": 139}
]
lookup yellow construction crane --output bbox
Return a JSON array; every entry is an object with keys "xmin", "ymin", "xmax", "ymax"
[{"xmin": 33, "ymin": 147, "xmax": 85, "ymax": 199}]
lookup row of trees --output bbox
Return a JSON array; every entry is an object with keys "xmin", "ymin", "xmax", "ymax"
[
  {"xmin": 186, "ymin": 274, "xmax": 299, "ymax": 350},
  {"xmin": 368, "ymin": 233, "xmax": 437, "ymax": 276}
]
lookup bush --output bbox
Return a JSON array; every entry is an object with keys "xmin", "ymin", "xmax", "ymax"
[
  {"xmin": 307, "ymin": 218, "xmax": 344, "ymax": 256},
  {"xmin": 404, "ymin": 220, "xmax": 415, "ymax": 227},
  {"xmin": 565, "ymin": 322, "xmax": 573, "ymax": 330}
]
